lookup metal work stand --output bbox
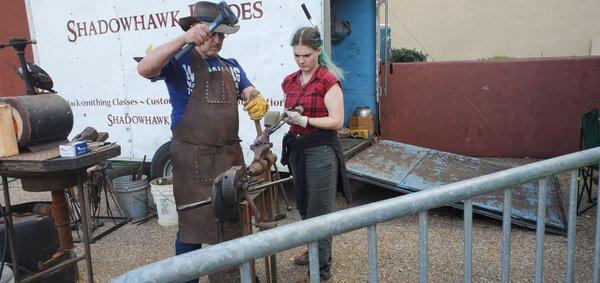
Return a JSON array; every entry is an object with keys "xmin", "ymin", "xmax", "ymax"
[
  {"xmin": 0, "ymin": 144, "xmax": 120, "ymax": 283},
  {"xmin": 69, "ymin": 164, "xmax": 130, "ymax": 244}
]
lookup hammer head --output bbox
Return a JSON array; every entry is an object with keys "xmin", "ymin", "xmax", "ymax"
[
  {"xmin": 179, "ymin": 1, "xmax": 239, "ymax": 33},
  {"xmin": 216, "ymin": 1, "xmax": 239, "ymax": 26}
]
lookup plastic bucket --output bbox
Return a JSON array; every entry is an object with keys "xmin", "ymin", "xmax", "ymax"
[
  {"xmin": 0, "ymin": 265, "xmax": 14, "ymax": 283},
  {"xmin": 112, "ymin": 175, "xmax": 148, "ymax": 219},
  {"xmin": 150, "ymin": 176, "xmax": 178, "ymax": 226}
]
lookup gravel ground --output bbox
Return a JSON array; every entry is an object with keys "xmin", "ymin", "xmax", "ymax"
[{"xmin": 0, "ymin": 158, "xmax": 597, "ymax": 282}]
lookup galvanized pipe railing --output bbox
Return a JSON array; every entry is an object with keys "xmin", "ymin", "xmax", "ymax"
[{"xmin": 113, "ymin": 147, "xmax": 600, "ymax": 283}]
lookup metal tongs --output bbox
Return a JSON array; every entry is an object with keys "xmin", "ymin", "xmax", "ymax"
[{"xmin": 252, "ymin": 105, "xmax": 304, "ymax": 148}]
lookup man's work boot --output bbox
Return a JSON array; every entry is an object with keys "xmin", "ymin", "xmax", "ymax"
[{"xmin": 293, "ymin": 250, "xmax": 309, "ymax": 266}]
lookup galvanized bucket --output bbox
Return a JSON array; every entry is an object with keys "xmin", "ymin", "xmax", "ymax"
[{"xmin": 112, "ymin": 175, "xmax": 148, "ymax": 219}]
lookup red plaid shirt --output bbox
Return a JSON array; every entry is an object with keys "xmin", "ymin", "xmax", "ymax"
[{"xmin": 282, "ymin": 66, "xmax": 339, "ymax": 135}]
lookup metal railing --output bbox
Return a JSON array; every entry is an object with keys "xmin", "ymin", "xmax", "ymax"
[{"xmin": 113, "ymin": 147, "xmax": 600, "ymax": 283}]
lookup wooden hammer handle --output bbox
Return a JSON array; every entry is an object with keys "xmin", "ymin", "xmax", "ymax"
[{"xmin": 250, "ymin": 90, "xmax": 263, "ymax": 135}]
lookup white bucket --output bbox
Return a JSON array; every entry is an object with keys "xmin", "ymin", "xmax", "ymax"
[{"xmin": 149, "ymin": 176, "xmax": 178, "ymax": 227}]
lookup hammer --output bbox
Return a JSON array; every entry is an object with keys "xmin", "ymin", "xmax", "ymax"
[
  {"xmin": 249, "ymin": 90, "xmax": 264, "ymax": 135},
  {"xmin": 174, "ymin": 1, "xmax": 238, "ymax": 60}
]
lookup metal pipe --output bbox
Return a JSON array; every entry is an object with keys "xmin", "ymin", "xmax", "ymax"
[
  {"xmin": 77, "ymin": 172, "xmax": 94, "ymax": 283},
  {"xmin": 91, "ymin": 220, "xmax": 129, "ymax": 243},
  {"xmin": 594, "ymin": 163, "xmax": 600, "ymax": 283},
  {"xmin": 2, "ymin": 176, "xmax": 18, "ymax": 282},
  {"xmin": 308, "ymin": 242, "xmax": 319, "ymax": 283},
  {"xmin": 250, "ymin": 176, "xmax": 293, "ymax": 191},
  {"xmin": 177, "ymin": 177, "xmax": 294, "ymax": 212},
  {"xmin": 502, "ymin": 189, "xmax": 512, "ymax": 283},
  {"xmin": 464, "ymin": 199, "xmax": 472, "ymax": 283},
  {"xmin": 367, "ymin": 225, "xmax": 379, "ymax": 283},
  {"xmin": 239, "ymin": 261, "xmax": 251, "ymax": 283},
  {"xmin": 535, "ymin": 178, "xmax": 548, "ymax": 283},
  {"xmin": 21, "ymin": 255, "xmax": 85, "ymax": 283},
  {"xmin": 566, "ymin": 170, "xmax": 577, "ymax": 283},
  {"xmin": 177, "ymin": 199, "xmax": 212, "ymax": 212},
  {"xmin": 112, "ymin": 147, "xmax": 600, "ymax": 283},
  {"xmin": 418, "ymin": 211, "xmax": 428, "ymax": 283},
  {"xmin": 383, "ymin": 0, "xmax": 389, "ymax": 97}
]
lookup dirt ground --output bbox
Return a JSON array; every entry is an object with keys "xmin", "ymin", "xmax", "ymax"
[{"xmin": 0, "ymin": 159, "xmax": 597, "ymax": 283}]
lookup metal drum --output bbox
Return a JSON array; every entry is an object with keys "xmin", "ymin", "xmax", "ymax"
[{"xmin": 0, "ymin": 94, "xmax": 73, "ymax": 150}]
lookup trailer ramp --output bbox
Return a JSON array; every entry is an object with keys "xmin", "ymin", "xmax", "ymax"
[{"xmin": 345, "ymin": 140, "xmax": 567, "ymax": 234}]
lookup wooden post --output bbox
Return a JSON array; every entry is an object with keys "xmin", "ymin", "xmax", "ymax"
[{"xmin": 0, "ymin": 105, "xmax": 18, "ymax": 157}]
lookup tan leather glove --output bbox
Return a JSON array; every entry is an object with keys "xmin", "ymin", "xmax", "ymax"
[
  {"xmin": 243, "ymin": 90, "xmax": 269, "ymax": 121},
  {"xmin": 285, "ymin": 110, "xmax": 308, "ymax": 128}
]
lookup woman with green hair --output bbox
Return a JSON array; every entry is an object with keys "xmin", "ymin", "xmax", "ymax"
[{"xmin": 280, "ymin": 26, "xmax": 352, "ymax": 281}]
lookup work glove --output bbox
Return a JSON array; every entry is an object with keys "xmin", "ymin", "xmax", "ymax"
[
  {"xmin": 285, "ymin": 110, "xmax": 309, "ymax": 128},
  {"xmin": 243, "ymin": 90, "xmax": 269, "ymax": 121}
]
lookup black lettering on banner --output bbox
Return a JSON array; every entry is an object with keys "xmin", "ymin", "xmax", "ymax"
[
  {"xmin": 109, "ymin": 18, "xmax": 120, "ymax": 33},
  {"xmin": 89, "ymin": 21, "xmax": 98, "ymax": 35},
  {"xmin": 155, "ymin": 13, "xmax": 169, "ymax": 28},
  {"xmin": 147, "ymin": 14, "xmax": 158, "ymax": 30},
  {"xmin": 253, "ymin": 1, "xmax": 263, "ymax": 18},
  {"xmin": 241, "ymin": 3, "xmax": 252, "ymax": 20},
  {"xmin": 67, "ymin": 20, "xmax": 77, "ymax": 42},
  {"xmin": 66, "ymin": 3, "xmax": 265, "ymax": 43},
  {"xmin": 107, "ymin": 114, "xmax": 171, "ymax": 127},
  {"xmin": 120, "ymin": 17, "xmax": 133, "ymax": 31},
  {"xmin": 133, "ymin": 15, "xmax": 146, "ymax": 31},
  {"xmin": 77, "ymin": 22, "xmax": 88, "ymax": 37},
  {"xmin": 170, "ymin": 11, "xmax": 180, "ymax": 27},
  {"xmin": 98, "ymin": 20, "xmax": 109, "ymax": 34}
]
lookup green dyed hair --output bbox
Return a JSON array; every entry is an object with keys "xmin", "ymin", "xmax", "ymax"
[{"xmin": 290, "ymin": 27, "xmax": 345, "ymax": 80}]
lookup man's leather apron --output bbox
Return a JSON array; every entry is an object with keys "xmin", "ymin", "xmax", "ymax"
[{"xmin": 171, "ymin": 50, "xmax": 244, "ymax": 244}]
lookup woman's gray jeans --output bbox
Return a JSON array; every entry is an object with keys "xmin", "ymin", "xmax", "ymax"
[{"xmin": 290, "ymin": 144, "xmax": 337, "ymax": 278}]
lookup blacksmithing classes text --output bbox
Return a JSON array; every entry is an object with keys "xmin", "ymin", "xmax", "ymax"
[{"xmin": 68, "ymin": 98, "xmax": 171, "ymax": 108}]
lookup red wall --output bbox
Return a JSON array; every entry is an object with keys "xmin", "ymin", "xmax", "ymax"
[
  {"xmin": 0, "ymin": 0, "xmax": 32, "ymax": 97},
  {"xmin": 380, "ymin": 57, "xmax": 600, "ymax": 158}
]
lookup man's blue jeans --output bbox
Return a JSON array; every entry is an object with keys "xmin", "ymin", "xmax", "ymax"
[{"xmin": 175, "ymin": 231, "xmax": 202, "ymax": 283}]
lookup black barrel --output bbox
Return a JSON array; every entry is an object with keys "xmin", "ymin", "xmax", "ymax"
[
  {"xmin": 0, "ymin": 202, "xmax": 78, "ymax": 282},
  {"xmin": 0, "ymin": 94, "xmax": 73, "ymax": 149}
]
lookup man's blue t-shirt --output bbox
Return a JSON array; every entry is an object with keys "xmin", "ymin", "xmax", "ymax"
[{"xmin": 160, "ymin": 54, "xmax": 253, "ymax": 130}]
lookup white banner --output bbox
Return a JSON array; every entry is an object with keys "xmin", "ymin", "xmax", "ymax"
[{"xmin": 27, "ymin": 0, "xmax": 324, "ymax": 163}]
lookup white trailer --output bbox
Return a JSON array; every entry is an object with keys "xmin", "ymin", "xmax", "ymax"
[{"xmin": 24, "ymin": 0, "xmax": 383, "ymax": 177}]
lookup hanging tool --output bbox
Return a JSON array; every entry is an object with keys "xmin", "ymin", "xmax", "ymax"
[
  {"xmin": 174, "ymin": 1, "xmax": 238, "ymax": 60},
  {"xmin": 301, "ymin": 3, "xmax": 318, "ymax": 29}
]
